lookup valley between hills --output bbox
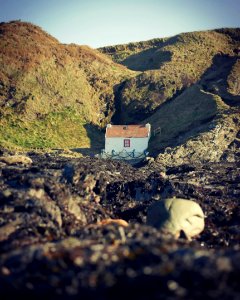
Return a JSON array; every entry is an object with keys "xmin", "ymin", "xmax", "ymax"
[
  {"xmin": 0, "ymin": 21, "xmax": 239, "ymax": 165},
  {"xmin": 0, "ymin": 21, "xmax": 240, "ymax": 300}
]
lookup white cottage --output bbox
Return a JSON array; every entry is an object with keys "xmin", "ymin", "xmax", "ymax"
[{"xmin": 102, "ymin": 123, "xmax": 151, "ymax": 160}]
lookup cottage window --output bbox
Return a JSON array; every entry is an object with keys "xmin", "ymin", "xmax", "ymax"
[{"xmin": 124, "ymin": 139, "xmax": 130, "ymax": 147}]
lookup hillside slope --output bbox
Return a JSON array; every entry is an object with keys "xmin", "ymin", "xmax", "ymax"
[
  {"xmin": 0, "ymin": 21, "xmax": 135, "ymax": 149},
  {"xmin": 100, "ymin": 29, "xmax": 240, "ymax": 124},
  {"xmin": 100, "ymin": 29, "xmax": 240, "ymax": 165},
  {"xmin": 145, "ymin": 83, "xmax": 240, "ymax": 165}
]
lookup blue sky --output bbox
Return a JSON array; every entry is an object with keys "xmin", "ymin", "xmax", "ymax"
[{"xmin": 0, "ymin": 0, "xmax": 239, "ymax": 47}]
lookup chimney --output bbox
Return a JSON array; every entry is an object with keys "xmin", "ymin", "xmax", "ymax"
[
  {"xmin": 145, "ymin": 123, "xmax": 151, "ymax": 130},
  {"xmin": 145, "ymin": 123, "xmax": 151, "ymax": 137}
]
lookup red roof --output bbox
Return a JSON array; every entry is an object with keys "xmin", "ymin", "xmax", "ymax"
[{"xmin": 106, "ymin": 125, "xmax": 150, "ymax": 138}]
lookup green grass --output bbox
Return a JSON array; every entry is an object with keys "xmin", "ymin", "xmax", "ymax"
[{"xmin": 0, "ymin": 108, "xmax": 92, "ymax": 149}]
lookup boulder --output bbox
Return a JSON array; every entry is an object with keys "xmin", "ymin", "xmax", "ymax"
[{"xmin": 147, "ymin": 197, "xmax": 205, "ymax": 239}]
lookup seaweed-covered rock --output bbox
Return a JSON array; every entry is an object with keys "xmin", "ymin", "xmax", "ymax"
[{"xmin": 0, "ymin": 153, "xmax": 239, "ymax": 299}]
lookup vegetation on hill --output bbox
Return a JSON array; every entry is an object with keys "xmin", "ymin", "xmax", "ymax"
[
  {"xmin": 98, "ymin": 37, "xmax": 167, "ymax": 64},
  {"xmin": 0, "ymin": 21, "xmax": 239, "ymax": 155},
  {"xmin": 100, "ymin": 28, "xmax": 240, "ymax": 164},
  {"xmin": 100, "ymin": 29, "xmax": 240, "ymax": 124},
  {"xmin": 0, "ymin": 21, "xmax": 134, "ymax": 149}
]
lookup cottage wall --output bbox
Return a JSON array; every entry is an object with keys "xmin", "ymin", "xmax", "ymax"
[{"xmin": 105, "ymin": 137, "xmax": 149, "ymax": 154}]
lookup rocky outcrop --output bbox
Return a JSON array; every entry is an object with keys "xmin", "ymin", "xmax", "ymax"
[{"xmin": 154, "ymin": 112, "xmax": 240, "ymax": 167}]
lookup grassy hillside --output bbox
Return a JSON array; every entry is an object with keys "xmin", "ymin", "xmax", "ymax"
[
  {"xmin": 100, "ymin": 29, "xmax": 240, "ymax": 124},
  {"xmin": 100, "ymin": 28, "xmax": 240, "ymax": 164},
  {"xmin": 0, "ymin": 22, "xmax": 239, "ymax": 155},
  {"xmin": 0, "ymin": 21, "xmax": 135, "ymax": 149}
]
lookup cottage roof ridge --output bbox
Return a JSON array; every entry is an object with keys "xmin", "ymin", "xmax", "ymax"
[{"xmin": 106, "ymin": 123, "xmax": 150, "ymax": 138}]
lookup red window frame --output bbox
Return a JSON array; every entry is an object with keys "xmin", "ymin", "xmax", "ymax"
[{"xmin": 124, "ymin": 139, "xmax": 130, "ymax": 147}]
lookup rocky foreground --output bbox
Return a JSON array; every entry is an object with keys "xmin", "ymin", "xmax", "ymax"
[{"xmin": 0, "ymin": 153, "xmax": 239, "ymax": 299}]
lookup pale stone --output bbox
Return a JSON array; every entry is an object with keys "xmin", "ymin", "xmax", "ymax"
[
  {"xmin": 0, "ymin": 155, "xmax": 32, "ymax": 165},
  {"xmin": 147, "ymin": 197, "xmax": 205, "ymax": 239}
]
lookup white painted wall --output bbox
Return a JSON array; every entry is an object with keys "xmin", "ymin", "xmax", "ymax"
[{"xmin": 105, "ymin": 137, "xmax": 149, "ymax": 154}]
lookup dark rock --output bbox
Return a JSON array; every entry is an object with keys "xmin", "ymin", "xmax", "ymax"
[{"xmin": 0, "ymin": 154, "xmax": 239, "ymax": 299}]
